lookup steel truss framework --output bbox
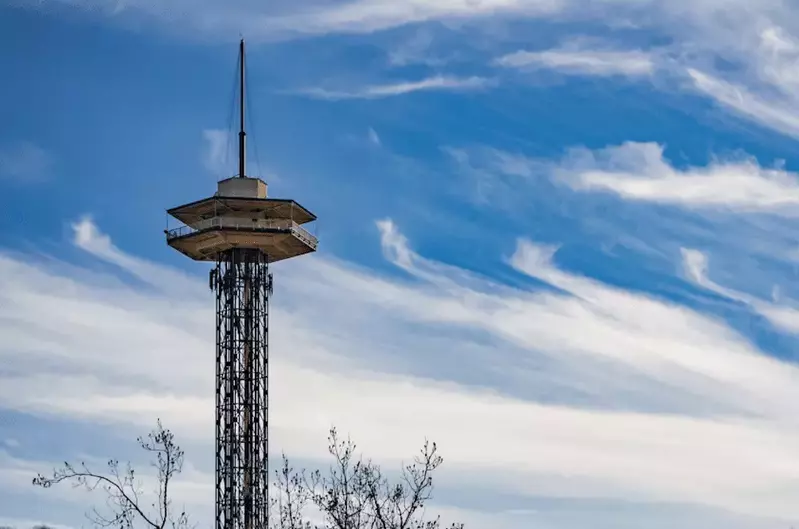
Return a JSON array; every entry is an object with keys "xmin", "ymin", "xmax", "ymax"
[{"xmin": 212, "ymin": 248, "xmax": 272, "ymax": 529}]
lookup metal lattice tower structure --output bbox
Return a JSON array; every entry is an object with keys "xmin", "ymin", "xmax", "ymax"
[{"xmin": 164, "ymin": 40, "xmax": 318, "ymax": 529}]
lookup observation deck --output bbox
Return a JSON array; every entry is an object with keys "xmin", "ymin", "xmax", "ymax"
[{"xmin": 165, "ymin": 176, "xmax": 317, "ymax": 263}]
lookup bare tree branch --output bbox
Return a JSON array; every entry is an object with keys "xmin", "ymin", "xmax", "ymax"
[
  {"xmin": 272, "ymin": 427, "xmax": 463, "ymax": 529},
  {"xmin": 32, "ymin": 419, "xmax": 190, "ymax": 529},
  {"xmin": 34, "ymin": 421, "xmax": 461, "ymax": 529},
  {"xmin": 270, "ymin": 455, "xmax": 316, "ymax": 529}
]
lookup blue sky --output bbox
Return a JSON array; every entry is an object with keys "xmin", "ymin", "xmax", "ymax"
[{"xmin": 5, "ymin": 1, "xmax": 799, "ymax": 528}]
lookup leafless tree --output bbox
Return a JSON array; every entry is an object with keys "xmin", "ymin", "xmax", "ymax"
[
  {"xmin": 272, "ymin": 457, "xmax": 316, "ymax": 529},
  {"xmin": 271, "ymin": 427, "xmax": 463, "ymax": 529},
  {"xmin": 32, "ymin": 419, "xmax": 190, "ymax": 529},
  {"xmin": 33, "ymin": 422, "xmax": 461, "ymax": 529}
]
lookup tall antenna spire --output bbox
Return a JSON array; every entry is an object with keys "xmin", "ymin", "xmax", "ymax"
[{"xmin": 238, "ymin": 38, "xmax": 246, "ymax": 178}]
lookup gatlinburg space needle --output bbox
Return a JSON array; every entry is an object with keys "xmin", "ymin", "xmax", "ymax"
[{"xmin": 164, "ymin": 39, "xmax": 318, "ymax": 529}]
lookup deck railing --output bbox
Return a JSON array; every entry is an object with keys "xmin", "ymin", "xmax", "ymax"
[{"xmin": 166, "ymin": 217, "xmax": 318, "ymax": 249}]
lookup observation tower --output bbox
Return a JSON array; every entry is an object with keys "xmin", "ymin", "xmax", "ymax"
[{"xmin": 164, "ymin": 39, "xmax": 318, "ymax": 529}]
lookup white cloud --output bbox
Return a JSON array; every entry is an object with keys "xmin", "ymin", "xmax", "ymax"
[
  {"xmin": 284, "ymin": 1, "xmax": 799, "ymax": 141},
  {"xmin": 496, "ymin": 46, "xmax": 655, "ymax": 77},
  {"xmin": 71, "ymin": 215, "xmax": 204, "ymax": 299},
  {"xmin": 367, "ymin": 127, "xmax": 381, "ymax": 145},
  {"xmin": 21, "ymin": 0, "xmax": 786, "ymax": 43},
  {"xmin": 553, "ymin": 141, "xmax": 799, "ymax": 213},
  {"xmin": 387, "ymin": 27, "xmax": 446, "ymax": 66},
  {"xmin": 687, "ymin": 69, "xmax": 799, "ymax": 140},
  {"xmin": 0, "ymin": 141, "xmax": 52, "ymax": 183},
  {"xmin": 681, "ymin": 248, "xmax": 799, "ymax": 336},
  {"xmin": 296, "ymin": 75, "xmax": 493, "ymax": 100},
  {"xmin": 0, "ymin": 519, "xmax": 74, "ymax": 529},
  {"xmin": 5, "ymin": 218, "xmax": 799, "ymax": 526},
  {"xmin": 26, "ymin": 0, "xmax": 565, "ymax": 37},
  {"xmin": 666, "ymin": 12, "xmax": 799, "ymax": 138},
  {"xmin": 751, "ymin": 27, "xmax": 799, "ymax": 95},
  {"xmin": 201, "ymin": 128, "xmax": 233, "ymax": 177},
  {"xmin": 21, "ymin": 0, "xmax": 799, "ymax": 141},
  {"xmin": 277, "ymin": 0, "xmax": 564, "ymax": 35}
]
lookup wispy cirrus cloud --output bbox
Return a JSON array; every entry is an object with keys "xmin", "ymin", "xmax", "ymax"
[
  {"xmin": 4, "ymin": 217, "xmax": 799, "ymax": 527},
  {"xmin": 367, "ymin": 127, "xmax": 381, "ymax": 146},
  {"xmin": 687, "ymin": 68, "xmax": 799, "ymax": 140},
  {"xmin": 682, "ymin": 248, "xmax": 799, "ymax": 336},
  {"xmin": 668, "ymin": 18, "xmax": 799, "ymax": 139},
  {"xmin": 201, "ymin": 128, "xmax": 233, "ymax": 177},
  {"xmin": 515, "ymin": 139, "xmax": 799, "ymax": 344},
  {"xmin": 552, "ymin": 141, "xmax": 799, "ymax": 213},
  {"xmin": 200, "ymin": 128, "xmax": 277, "ymax": 183},
  {"xmin": 496, "ymin": 44, "xmax": 656, "ymax": 77},
  {"xmin": 440, "ymin": 140, "xmax": 799, "ymax": 295},
  {"xmin": 18, "ymin": 0, "xmax": 566, "ymax": 38},
  {"xmin": 18, "ymin": 0, "xmax": 799, "ymax": 142},
  {"xmin": 296, "ymin": 75, "xmax": 493, "ymax": 100},
  {"xmin": 387, "ymin": 27, "xmax": 448, "ymax": 67}
]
